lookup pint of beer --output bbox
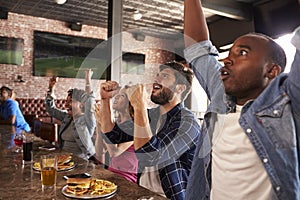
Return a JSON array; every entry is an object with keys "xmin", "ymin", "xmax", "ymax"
[{"xmin": 40, "ymin": 155, "xmax": 57, "ymax": 190}]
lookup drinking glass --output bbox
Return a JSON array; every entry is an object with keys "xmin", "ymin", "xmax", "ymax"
[
  {"xmin": 40, "ymin": 155, "xmax": 57, "ymax": 190},
  {"xmin": 14, "ymin": 133, "xmax": 24, "ymax": 153},
  {"xmin": 22, "ymin": 136, "xmax": 33, "ymax": 164}
]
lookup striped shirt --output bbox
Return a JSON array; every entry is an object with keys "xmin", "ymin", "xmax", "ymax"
[{"xmin": 103, "ymin": 103, "xmax": 200, "ymax": 200}]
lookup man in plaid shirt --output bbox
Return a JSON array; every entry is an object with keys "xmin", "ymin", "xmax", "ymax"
[{"xmin": 99, "ymin": 61, "xmax": 200, "ymax": 200}]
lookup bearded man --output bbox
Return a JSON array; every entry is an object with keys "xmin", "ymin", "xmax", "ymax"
[{"xmin": 99, "ymin": 61, "xmax": 200, "ymax": 200}]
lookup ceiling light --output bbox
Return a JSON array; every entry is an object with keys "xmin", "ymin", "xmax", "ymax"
[
  {"xmin": 133, "ymin": 11, "xmax": 142, "ymax": 21},
  {"xmin": 55, "ymin": 0, "xmax": 67, "ymax": 5}
]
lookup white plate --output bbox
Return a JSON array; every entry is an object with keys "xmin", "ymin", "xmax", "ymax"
[
  {"xmin": 61, "ymin": 185, "xmax": 117, "ymax": 199},
  {"xmin": 32, "ymin": 161, "xmax": 76, "ymax": 172}
]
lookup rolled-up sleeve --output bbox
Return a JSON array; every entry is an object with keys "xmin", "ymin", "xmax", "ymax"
[
  {"xmin": 184, "ymin": 40, "xmax": 226, "ymax": 113},
  {"xmin": 84, "ymin": 92, "xmax": 96, "ymax": 135},
  {"xmin": 103, "ymin": 120, "xmax": 134, "ymax": 144},
  {"xmin": 289, "ymin": 26, "xmax": 300, "ymax": 119},
  {"xmin": 73, "ymin": 119, "xmax": 96, "ymax": 159}
]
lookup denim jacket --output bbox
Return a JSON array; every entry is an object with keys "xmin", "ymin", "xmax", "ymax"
[
  {"xmin": 184, "ymin": 29, "xmax": 300, "ymax": 200},
  {"xmin": 45, "ymin": 92, "xmax": 96, "ymax": 160}
]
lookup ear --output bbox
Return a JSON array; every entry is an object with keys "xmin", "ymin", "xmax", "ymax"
[
  {"xmin": 79, "ymin": 102, "xmax": 84, "ymax": 109},
  {"xmin": 267, "ymin": 64, "xmax": 281, "ymax": 79},
  {"xmin": 175, "ymin": 84, "xmax": 186, "ymax": 94}
]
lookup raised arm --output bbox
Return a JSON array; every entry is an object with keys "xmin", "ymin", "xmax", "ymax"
[
  {"xmin": 184, "ymin": 0, "xmax": 209, "ymax": 47},
  {"xmin": 83, "ymin": 69, "xmax": 96, "ymax": 130},
  {"xmin": 289, "ymin": 26, "xmax": 300, "ymax": 116},
  {"xmin": 45, "ymin": 77, "xmax": 68, "ymax": 121},
  {"xmin": 126, "ymin": 84, "xmax": 152, "ymax": 150},
  {"xmin": 84, "ymin": 68, "xmax": 93, "ymax": 94},
  {"xmin": 184, "ymin": 0, "xmax": 225, "ymax": 104},
  {"xmin": 99, "ymin": 81, "xmax": 120, "ymax": 133},
  {"xmin": 94, "ymin": 122, "xmax": 107, "ymax": 163},
  {"xmin": 47, "ymin": 76, "xmax": 58, "ymax": 98}
]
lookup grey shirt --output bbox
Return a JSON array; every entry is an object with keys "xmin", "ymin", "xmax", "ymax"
[{"xmin": 45, "ymin": 92, "xmax": 96, "ymax": 160}]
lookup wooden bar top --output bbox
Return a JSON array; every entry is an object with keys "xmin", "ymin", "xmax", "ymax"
[{"xmin": 0, "ymin": 125, "xmax": 167, "ymax": 200}]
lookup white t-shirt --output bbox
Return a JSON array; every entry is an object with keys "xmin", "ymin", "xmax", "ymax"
[
  {"xmin": 139, "ymin": 166, "xmax": 166, "ymax": 197},
  {"xmin": 139, "ymin": 116, "xmax": 166, "ymax": 197},
  {"xmin": 211, "ymin": 105, "xmax": 272, "ymax": 200}
]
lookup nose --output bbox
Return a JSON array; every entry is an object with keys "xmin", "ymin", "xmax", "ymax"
[
  {"xmin": 220, "ymin": 57, "xmax": 232, "ymax": 66},
  {"xmin": 155, "ymin": 73, "xmax": 162, "ymax": 83}
]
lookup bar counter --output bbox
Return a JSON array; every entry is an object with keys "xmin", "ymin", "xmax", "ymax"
[{"xmin": 0, "ymin": 125, "xmax": 167, "ymax": 200}]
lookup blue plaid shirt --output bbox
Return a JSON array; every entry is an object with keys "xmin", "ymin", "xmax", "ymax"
[{"xmin": 103, "ymin": 103, "xmax": 200, "ymax": 200}]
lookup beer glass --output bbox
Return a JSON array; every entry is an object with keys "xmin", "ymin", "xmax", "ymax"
[{"xmin": 40, "ymin": 155, "xmax": 57, "ymax": 190}]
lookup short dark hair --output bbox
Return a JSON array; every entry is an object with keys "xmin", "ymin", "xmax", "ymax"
[
  {"xmin": 159, "ymin": 61, "xmax": 194, "ymax": 100},
  {"xmin": 67, "ymin": 88, "xmax": 87, "ymax": 103},
  {"xmin": 247, "ymin": 32, "xmax": 287, "ymax": 72},
  {"xmin": 0, "ymin": 86, "xmax": 13, "ymax": 97}
]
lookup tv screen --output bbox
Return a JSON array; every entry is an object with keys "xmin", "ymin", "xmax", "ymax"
[
  {"xmin": 122, "ymin": 52, "xmax": 145, "ymax": 75},
  {"xmin": 0, "ymin": 36, "xmax": 24, "ymax": 66},
  {"xmin": 33, "ymin": 31, "xmax": 107, "ymax": 79}
]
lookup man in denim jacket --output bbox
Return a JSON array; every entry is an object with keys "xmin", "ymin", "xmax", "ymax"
[{"xmin": 184, "ymin": 0, "xmax": 300, "ymax": 199}]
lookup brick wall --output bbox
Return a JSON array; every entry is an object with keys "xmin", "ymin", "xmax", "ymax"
[{"xmin": 0, "ymin": 13, "xmax": 176, "ymax": 100}]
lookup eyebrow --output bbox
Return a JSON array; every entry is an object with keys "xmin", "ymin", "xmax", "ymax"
[
  {"xmin": 236, "ymin": 44, "xmax": 252, "ymax": 51},
  {"xmin": 228, "ymin": 44, "xmax": 252, "ymax": 54},
  {"xmin": 160, "ymin": 72, "xmax": 173, "ymax": 77}
]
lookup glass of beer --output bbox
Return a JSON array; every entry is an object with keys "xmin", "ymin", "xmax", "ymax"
[{"xmin": 40, "ymin": 155, "xmax": 57, "ymax": 190}]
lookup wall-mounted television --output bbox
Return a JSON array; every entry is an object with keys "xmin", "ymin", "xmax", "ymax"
[
  {"xmin": 0, "ymin": 36, "xmax": 24, "ymax": 66},
  {"xmin": 33, "ymin": 31, "xmax": 146, "ymax": 79},
  {"xmin": 122, "ymin": 52, "xmax": 145, "ymax": 75},
  {"xmin": 33, "ymin": 31, "xmax": 107, "ymax": 79}
]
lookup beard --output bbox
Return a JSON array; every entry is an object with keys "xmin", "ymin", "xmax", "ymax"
[{"xmin": 151, "ymin": 86, "xmax": 174, "ymax": 105}]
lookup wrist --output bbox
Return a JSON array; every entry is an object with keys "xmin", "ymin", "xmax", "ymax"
[
  {"xmin": 100, "ymin": 97, "xmax": 110, "ymax": 101},
  {"xmin": 133, "ymin": 104, "xmax": 147, "ymax": 112}
]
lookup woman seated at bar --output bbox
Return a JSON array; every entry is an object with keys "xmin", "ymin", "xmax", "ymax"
[
  {"xmin": 45, "ymin": 69, "xmax": 98, "ymax": 162},
  {"xmin": 95, "ymin": 85, "xmax": 138, "ymax": 183}
]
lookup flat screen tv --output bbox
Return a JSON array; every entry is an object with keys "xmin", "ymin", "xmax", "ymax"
[
  {"xmin": 122, "ymin": 52, "xmax": 145, "ymax": 75},
  {"xmin": 0, "ymin": 36, "xmax": 24, "ymax": 66},
  {"xmin": 33, "ymin": 31, "xmax": 107, "ymax": 79},
  {"xmin": 33, "ymin": 31, "xmax": 146, "ymax": 79}
]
